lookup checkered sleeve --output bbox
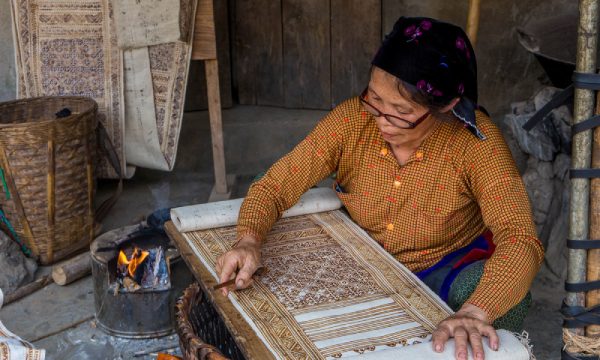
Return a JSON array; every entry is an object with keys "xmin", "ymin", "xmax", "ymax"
[
  {"xmin": 236, "ymin": 101, "xmax": 351, "ymax": 242},
  {"xmin": 462, "ymin": 114, "xmax": 544, "ymax": 322}
]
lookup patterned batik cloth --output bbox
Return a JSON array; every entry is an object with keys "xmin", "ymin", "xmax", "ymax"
[
  {"xmin": 184, "ymin": 210, "xmax": 453, "ymax": 359},
  {"xmin": 0, "ymin": 289, "xmax": 45, "ymax": 360},
  {"xmin": 10, "ymin": 0, "xmax": 195, "ymax": 176},
  {"xmin": 10, "ymin": 0, "xmax": 125, "ymax": 178}
]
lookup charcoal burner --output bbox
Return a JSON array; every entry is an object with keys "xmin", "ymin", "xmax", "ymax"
[{"xmin": 91, "ymin": 225, "xmax": 193, "ymax": 338}]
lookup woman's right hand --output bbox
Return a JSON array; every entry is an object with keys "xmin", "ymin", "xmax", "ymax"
[{"xmin": 215, "ymin": 234, "xmax": 262, "ymax": 296}]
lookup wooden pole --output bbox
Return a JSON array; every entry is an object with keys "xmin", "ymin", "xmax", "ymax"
[
  {"xmin": 567, "ymin": 0, "xmax": 598, "ymax": 339},
  {"xmin": 466, "ymin": 0, "xmax": 481, "ymax": 47},
  {"xmin": 205, "ymin": 58, "xmax": 228, "ymax": 195},
  {"xmin": 192, "ymin": 0, "xmax": 229, "ymax": 197},
  {"xmin": 4, "ymin": 275, "xmax": 53, "ymax": 305}
]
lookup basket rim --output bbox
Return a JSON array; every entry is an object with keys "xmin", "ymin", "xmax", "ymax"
[{"xmin": 0, "ymin": 96, "xmax": 98, "ymax": 129}]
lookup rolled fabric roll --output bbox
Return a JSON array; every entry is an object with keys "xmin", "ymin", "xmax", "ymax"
[
  {"xmin": 354, "ymin": 330, "xmax": 532, "ymax": 360},
  {"xmin": 171, "ymin": 187, "xmax": 343, "ymax": 232}
]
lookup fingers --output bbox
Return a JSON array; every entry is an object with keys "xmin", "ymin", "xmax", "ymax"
[
  {"xmin": 236, "ymin": 260, "xmax": 258, "ymax": 289},
  {"xmin": 453, "ymin": 326, "xmax": 469, "ymax": 360},
  {"xmin": 433, "ymin": 321, "xmax": 498, "ymax": 360},
  {"xmin": 218, "ymin": 258, "xmax": 238, "ymax": 296},
  {"xmin": 431, "ymin": 324, "xmax": 451, "ymax": 353},
  {"xmin": 467, "ymin": 327, "xmax": 484, "ymax": 360},
  {"xmin": 480, "ymin": 324, "xmax": 500, "ymax": 351}
]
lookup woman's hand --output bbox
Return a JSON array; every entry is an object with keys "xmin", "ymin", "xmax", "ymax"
[
  {"xmin": 431, "ymin": 303, "xmax": 499, "ymax": 360},
  {"xmin": 215, "ymin": 235, "xmax": 261, "ymax": 296}
]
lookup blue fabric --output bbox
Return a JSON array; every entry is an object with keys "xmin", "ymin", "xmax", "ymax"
[{"xmin": 415, "ymin": 234, "xmax": 491, "ymax": 301}]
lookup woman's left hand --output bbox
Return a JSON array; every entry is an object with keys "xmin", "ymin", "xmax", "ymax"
[{"xmin": 431, "ymin": 303, "xmax": 499, "ymax": 360}]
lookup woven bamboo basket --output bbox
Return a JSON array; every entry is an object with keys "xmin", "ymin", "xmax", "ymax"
[
  {"xmin": 0, "ymin": 96, "xmax": 98, "ymax": 265},
  {"xmin": 176, "ymin": 283, "xmax": 246, "ymax": 360}
]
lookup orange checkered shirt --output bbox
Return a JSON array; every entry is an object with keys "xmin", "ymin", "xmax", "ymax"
[{"xmin": 237, "ymin": 97, "xmax": 544, "ymax": 322}]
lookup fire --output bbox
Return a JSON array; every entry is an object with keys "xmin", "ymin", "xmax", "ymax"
[{"xmin": 118, "ymin": 247, "xmax": 149, "ymax": 278}]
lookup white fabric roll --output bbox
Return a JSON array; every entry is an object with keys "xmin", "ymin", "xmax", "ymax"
[
  {"xmin": 0, "ymin": 288, "xmax": 46, "ymax": 359},
  {"xmin": 353, "ymin": 330, "xmax": 530, "ymax": 360},
  {"xmin": 171, "ymin": 187, "xmax": 342, "ymax": 232}
]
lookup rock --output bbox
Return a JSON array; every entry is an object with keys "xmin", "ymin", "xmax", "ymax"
[
  {"xmin": 499, "ymin": 120, "xmax": 528, "ymax": 174},
  {"xmin": 553, "ymin": 153, "xmax": 571, "ymax": 180},
  {"xmin": 0, "ymin": 230, "xmax": 37, "ymax": 296},
  {"xmin": 522, "ymin": 158, "xmax": 555, "ymax": 230},
  {"xmin": 538, "ymin": 160, "xmax": 554, "ymax": 179},
  {"xmin": 511, "ymin": 100, "xmax": 535, "ymax": 116},
  {"xmin": 543, "ymin": 177, "xmax": 570, "ymax": 279},
  {"xmin": 550, "ymin": 105, "xmax": 572, "ymax": 152},
  {"xmin": 533, "ymin": 87, "xmax": 561, "ymax": 113},
  {"xmin": 506, "ymin": 113, "xmax": 560, "ymax": 161}
]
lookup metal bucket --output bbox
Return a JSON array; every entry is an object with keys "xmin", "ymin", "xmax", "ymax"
[{"xmin": 91, "ymin": 225, "xmax": 193, "ymax": 338}]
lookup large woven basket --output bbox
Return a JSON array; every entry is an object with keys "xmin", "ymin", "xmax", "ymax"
[
  {"xmin": 176, "ymin": 283, "xmax": 246, "ymax": 360},
  {"xmin": 0, "ymin": 97, "xmax": 98, "ymax": 264}
]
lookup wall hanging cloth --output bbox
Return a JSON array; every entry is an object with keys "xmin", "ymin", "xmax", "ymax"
[
  {"xmin": 10, "ymin": 0, "xmax": 195, "ymax": 176},
  {"xmin": 112, "ymin": 0, "xmax": 187, "ymax": 49},
  {"xmin": 0, "ymin": 289, "xmax": 46, "ymax": 360},
  {"xmin": 10, "ymin": 0, "xmax": 126, "ymax": 178},
  {"xmin": 171, "ymin": 189, "xmax": 533, "ymax": 359}
]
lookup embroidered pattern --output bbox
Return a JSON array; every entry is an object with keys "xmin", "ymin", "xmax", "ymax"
[{"xmin": 185, "ymin": 211, "xmax": 452, "ymax": 359}]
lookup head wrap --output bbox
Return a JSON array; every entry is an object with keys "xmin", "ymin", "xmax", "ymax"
[{"xmin": 372, "ymin": 17, "xmax": 486, "ymax": 140}]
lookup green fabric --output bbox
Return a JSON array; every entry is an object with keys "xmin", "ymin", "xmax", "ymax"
[{"xmin": 447, "ymin": 260, "xmax": 531, "ymax": 332}]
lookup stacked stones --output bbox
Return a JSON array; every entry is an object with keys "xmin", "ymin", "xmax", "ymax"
[{"xmin": 502, "ymin": 87, "xmax": 572, "ymax": 279}]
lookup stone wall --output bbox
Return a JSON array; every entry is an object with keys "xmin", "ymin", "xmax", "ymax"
[{"xmin": 502, "ymin": 87, "xmax": 571, "ymax": 278}]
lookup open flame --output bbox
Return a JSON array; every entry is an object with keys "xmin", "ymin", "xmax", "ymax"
[{"xmin": 118, "ymin": 247, "xmax": 149, "ymax": 278}]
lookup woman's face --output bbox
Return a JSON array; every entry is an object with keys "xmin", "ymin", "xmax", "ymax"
[{"xmin": 366, "ymin": 67, "xmax": 437, "ymax": 146}]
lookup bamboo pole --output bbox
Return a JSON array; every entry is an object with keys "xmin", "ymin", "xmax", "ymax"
[
  {"xmin": 587, "ymin": 87, "xmax": 600, "ymax": 337},
  {"xmin": 567, "ymin": 0, "xmax": 598, "ymax": 340},
  {"xmin": 466, "ymin": 0, "xmax": 482, "ymax": 47}
]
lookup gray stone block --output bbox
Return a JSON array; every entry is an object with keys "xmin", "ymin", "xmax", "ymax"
[{"xmin": 0, "ymin": 230, "xmax": 37, "ymax": 296}]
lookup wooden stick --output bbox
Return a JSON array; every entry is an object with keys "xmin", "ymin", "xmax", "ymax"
[
  {"xmin": 52, "ymin": 251, "xmax": 91, "ymax": 286},
  {"xmin": 567, "ymin": 0, "xmax": 599, "ymax": 340},
  {"xmin": 4, "ymin": 275, "xmax": 53, "ymax": 305},
  {"xmin": 212, "ymin": 266, "xmax": 266, "ymax": 290},
  {"xmin": 205, "ymin": 58, "xmax": 228, "ymax": 195},
  {"xmin": 466, "ymin": 0, "xmax": 481, "ymax": 47}
]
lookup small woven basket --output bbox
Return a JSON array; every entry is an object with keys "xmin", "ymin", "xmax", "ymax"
[
  {"xmin": 0, "ymin": 96, "xmax": 98, "ymax": 264},
  {"xmin": 176, "ymin": 283, "xmax": 246, "ymax": 360}
]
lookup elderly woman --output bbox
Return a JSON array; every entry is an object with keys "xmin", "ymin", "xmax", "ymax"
[{"xmin": 216, "ymin": 17, "xmax": 543, "ymax": 360}]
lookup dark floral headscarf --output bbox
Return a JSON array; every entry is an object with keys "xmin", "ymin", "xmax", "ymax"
[{"xmin": 372, "ymin": 17, "xmax": 486, "ymax": 140}]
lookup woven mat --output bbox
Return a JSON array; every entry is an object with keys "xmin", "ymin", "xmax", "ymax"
[
  {"xmin": 10, "ymin": 0, "xmax": 195, "ymax": 176},
  {"xmin": 182, "ymin": 210, "xmax": 453, "ymax": 359}
]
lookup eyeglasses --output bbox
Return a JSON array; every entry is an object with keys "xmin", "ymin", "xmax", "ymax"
[{"xmin": 360, "ymin": 88, "xmax": 430, "ymax": 129}]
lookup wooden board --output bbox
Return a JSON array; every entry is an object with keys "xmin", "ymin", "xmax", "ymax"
[
  {"xmin": 233, "ymin": 0, "xmax": 284, "ymax": 106},
  {"xmin": 185, "ymin": 0, "xmax": 233, "ymax": 111},
  {"xmin": 331, "ymin": 0, "xmax": 381, "ymax": 107},
  {"xmin": 165, "ymin": 221, "xmax": 275, "ymax": 360},
  {"xmin": 282, "ymin": 0, "xmax": 330, "ymax": 109}
]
